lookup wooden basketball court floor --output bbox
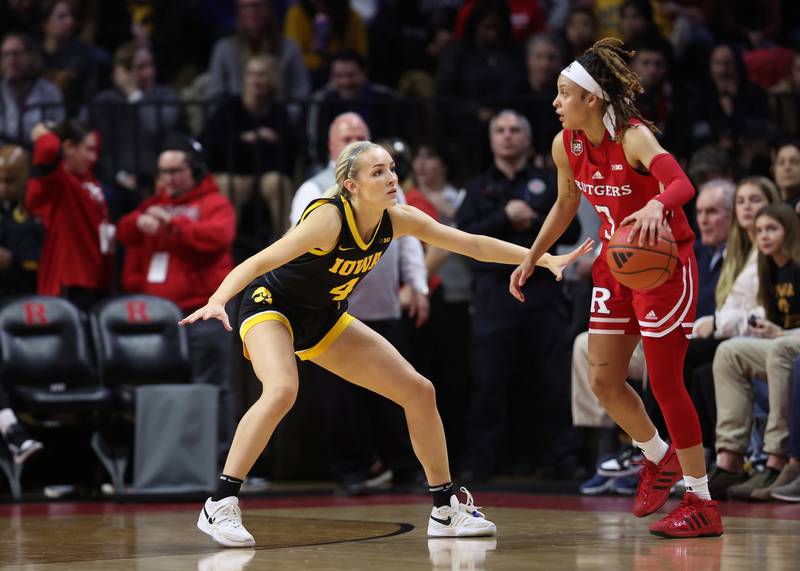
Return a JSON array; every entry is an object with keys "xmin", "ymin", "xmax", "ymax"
[{"xmin": 1, "ymin": 492, "xmax": 799, "ymax": 570}]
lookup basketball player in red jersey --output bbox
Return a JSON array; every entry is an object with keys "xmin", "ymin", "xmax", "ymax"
[{"xmin": 511, "ymin": 38, "xmax": 723, "ymax": 538}]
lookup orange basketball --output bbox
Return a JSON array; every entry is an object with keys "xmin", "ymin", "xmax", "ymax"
[{"xmin": 606, "ymin": 225, "xmax": 678, "ymax": 291}]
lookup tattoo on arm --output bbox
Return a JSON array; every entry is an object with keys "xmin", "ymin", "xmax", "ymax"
[{"xmin": 566, "ymin": 179, "xmax": 581, "ymax": 201}]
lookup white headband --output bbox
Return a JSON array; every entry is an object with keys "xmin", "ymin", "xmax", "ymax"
[{"xmin": 561, "ymin": 61, "xmax": 617, "ymax": 137}]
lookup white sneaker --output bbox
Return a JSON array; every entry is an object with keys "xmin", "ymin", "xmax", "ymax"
[
  {"xmin": 197, "ymin": 497, "xmax": 255, "ymax": 547},
  {"xmin": 427, "ymin": 487, "xmax": 497, "ymax": 537}
]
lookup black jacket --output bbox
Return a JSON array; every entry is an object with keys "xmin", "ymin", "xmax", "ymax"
[
  {"xmin": 0, "ymin": 200, "xmax": 43, "ymax": 297},
  {"xmin": 457, "ymin": 162, "xmax": 580, "ymax": 279}
]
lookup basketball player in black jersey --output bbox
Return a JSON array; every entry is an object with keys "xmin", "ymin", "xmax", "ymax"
[{"xmin": 182, "ymin": 140, "xmax": 594, "ymax": 547}]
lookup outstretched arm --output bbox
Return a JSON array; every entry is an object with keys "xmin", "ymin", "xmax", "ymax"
[
  {"xmin": 179, "ymin": 204, "xmax": 342, "ymax": 330},
  {"xmin": 509, "ymin": 131, "xmax": 583, "ymax": 301},
  {"xmin": 390, "ymin": 204, "xmax": 593, "ymax": 280}
]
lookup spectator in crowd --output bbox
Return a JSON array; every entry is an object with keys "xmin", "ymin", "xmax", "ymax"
[
  {"xmin": 39, "ymin": 0, "xmax": 100, "ymax": 116},
  {"xmin": 630, "ymin": 40, "xmax": 688, "ymax": 158},
  {"xmin": 0, "ymin": 144, "xmax": 42, "ymax": 298},
  {"xmin": 452, "ymin": 0, "xmax": 547, "ymax": 46},
  {"xmin": 204, "ymin": 54, "xmax": 293, "ymax": 238},
  {"xmin": 405, "ymin": 142, "xmax": 472, "ymax": 467},
  {"xmin": 770, "ymin": 354, "xmax": 800, "ymax": 501},
  {"xmin": 688, "ymin": 144, "xmax": 737, "ymax": 187},
  {"xmin": 769, "ymin": 52, "xmax": 800, "ymax": 136},
  {"xmin": 503, "ymin": 32, "xmax": 564, "ymax": 158},
  {"xmin": 116, "ymin": 135, "xmax": 237, "ymax": 457},
  {"xmin": 25, "ymin": 120, "xmax": 113, "ymax": 311},
  {"xmin": 92, "ymin": 42, "xmax": 184, "ymax": 197},
  {"xmin": 306, "ymin": 51, "xmax": 405, "ymax": 168},
  {"xmin": 0, "ymin": 33, "xmax": 64, "ymax": 145},
  {"xmin": 436, "ymin": 1, "xmax": 524, "ymax": 178},
  {"xmin": 0, "ymin": 0, "xmax": 40, "ymax": 34},
  {"xmin": 688, "ymin": 44, "xmax": 770, "ymax": 154},
  {"xmin": 370, "ymin": 0, "xmax": 459, "ymax": 91},
  {"xmin": 772, "ymin": 139, "xmax": 800, "ymax": 209},
  {"xmin": 289, "ymin": 111, "xmax": 429, "ymax": 494},
  {"xmin": 208, "ymin": 0, "xmax": 309, "ymax": 104},
  {"xmin": 563, "ymin": 5, "xmax": 597, "ymax": 60},
  {"xmin": 0, "ymin": 390, "xmax": 42, "ymax": 465},
  {"xmin": 619, "ymin": 0, "xmax": 668, "ymax": 48},
  {"xmin": 457, "ymin": 110, "xmax": 579, "ymax": 481},
  {"xmin": 712, "ymin": 203, "xmax": 800, "ymax": 500},
  {"xmin": 284, "ymin": 0, "xmax": 368, "ymax": 89},
  {"xmin": 691, "ymin": 178, "xmax": 781, "ymax": 344}
]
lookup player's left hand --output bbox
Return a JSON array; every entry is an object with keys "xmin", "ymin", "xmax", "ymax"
[
  {"xmin": 748, "ymin": 318, "xmax": 782, "ymax": 339},
  {"xmin": 178, "ymin": 299, "xmax": 232, "ymax": 331},
  {"xmin": 621, "ymin": 199, "xmax": 666, "ymax": 246},
  {"xmin": 541, "ymin": 237, "xmax": 596, "ymax": 282}
]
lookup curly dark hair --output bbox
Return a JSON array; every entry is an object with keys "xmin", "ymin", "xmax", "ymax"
[{"xmin": 576, "ymin": 37, "xmax": 658, "ymax": 137}]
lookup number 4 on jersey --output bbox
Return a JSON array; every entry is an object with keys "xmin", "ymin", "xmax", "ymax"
[{"xmin": 329, "ymin": 278, "xmax": 360, "ymax": 301}]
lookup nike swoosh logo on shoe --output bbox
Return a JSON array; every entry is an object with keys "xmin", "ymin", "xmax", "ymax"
[
  {"xmin": 203, "ymin": 507, "xmax": 214, "ymax": 524},
  {"xmin": 430, "ymin": 515, "xmax": 452, "ymax": 525}
]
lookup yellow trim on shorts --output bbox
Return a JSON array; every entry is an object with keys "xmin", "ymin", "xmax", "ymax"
[
  {"xmin": 239, "ymin": 311, "xmax": 294, "ymax": 360},
  {"xmin": 295, "ymin": 312, "xmax": 354, "ymax": 361}
]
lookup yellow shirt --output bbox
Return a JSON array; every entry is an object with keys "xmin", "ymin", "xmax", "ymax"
[{"xmin": 283, "ymin": 5, "xmax": 368, "ymax": 71}]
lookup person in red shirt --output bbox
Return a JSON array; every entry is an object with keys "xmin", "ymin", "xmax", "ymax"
[
  {"xmin": 25, "ymin": 120, "xmax": 113, "ymax": 311},
  {"xmin": 117, "ymin": 135, "xmax": 237, "ymax": 455},
  {"xmin": 512, "ymin": 38, "xmax": 723, "ymax": 538}
]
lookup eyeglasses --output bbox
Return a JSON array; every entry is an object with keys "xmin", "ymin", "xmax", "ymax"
[{"xmin": 158, "ymin": 165, "xmax": 188, "ymax": 176}]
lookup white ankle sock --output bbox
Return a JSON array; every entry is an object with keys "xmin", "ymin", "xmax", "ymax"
[
  {"xmin": 684, "ymin": 474, "xmax": 711, "ymax": 500},
  {"xmin": 0, "ymin": 408, "xmax": 17, "ymax": 436},
  {"xmin": 633, "ymin": 432, "xmax": 669, "ymax": 464}
]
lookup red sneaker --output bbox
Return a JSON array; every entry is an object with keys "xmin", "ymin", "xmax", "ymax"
[
  {"xmin": 632, "ymin": 446, "xmax": 682, "ymax": 517},
  {"xmin": 649, "ymin": 492, "xmax": 724, "ymax": 538}
]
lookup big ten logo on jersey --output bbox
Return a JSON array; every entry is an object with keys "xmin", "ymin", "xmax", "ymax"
[
  {"xmin": 126, "ymin": 301, "xmax": 151, "ymax": 323},
  {"xmin": 574, "ymin": 179, "xmax": 632, "ymax": 197},
  {"xmin": 252, "ymin": 286, "xmax": 273, "ymax": 304},
  {"xmin": 23, "ymin": 302, "xmax": 48, "ymax": 325},
  {"xmin": 327, "ymin": 251, "xmax": 383, "ymax": 277}
]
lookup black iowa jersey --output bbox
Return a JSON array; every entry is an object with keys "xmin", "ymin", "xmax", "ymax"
[{"xmin": 263, "ymin": 194, "xmax": 393, "ymax": 309}]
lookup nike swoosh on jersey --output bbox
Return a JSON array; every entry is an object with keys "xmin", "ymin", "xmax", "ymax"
[{"xmin": 338, "ymin": 245, "xmax": 356, "ymax": 251}]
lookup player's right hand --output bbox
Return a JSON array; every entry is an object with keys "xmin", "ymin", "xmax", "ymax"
[
  {"xmin": 509, "ymin": 255, "xmax": 536, "ymax": 302},
  {"xmin": 178, "ymin": 300, "xmax": 232, "ymax": 331}
]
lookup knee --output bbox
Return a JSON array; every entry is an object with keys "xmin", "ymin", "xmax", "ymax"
[
  {"xmin": 403, "ymin": 376, "xmax": 437, "ymax": 411},
  {"xmin": 260, "ymin": 383, "xmax": 297, "ymax": 415},
  {"xmin": 711, "ymin": 341, "xmax": 737, "ymax": 378},
  {"xmin": 589, "ymin": 374, "xmax": 624, "ymax": 403}
]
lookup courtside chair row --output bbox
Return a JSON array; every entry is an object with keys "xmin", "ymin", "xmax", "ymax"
[{"xmin": 0, "ymin": 295, "xmax": 193, "ymax": 500}]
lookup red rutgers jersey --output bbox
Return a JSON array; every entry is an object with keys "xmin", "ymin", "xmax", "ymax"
[
  {"xmin": 562, "ymin": 125, "xmax": 697, "ymax": 339},
  {"xmin": 563, "ymin": 126, "xmax": 695, "ymax": 261}
]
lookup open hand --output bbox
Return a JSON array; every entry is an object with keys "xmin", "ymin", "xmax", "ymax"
[
  {"xmin": 178, "ymin": 300, "xmax": 231, "ymax": 331},
  {"xmin": 509, "ymin": 255, "xmax": 537, "ymax": 303},
  {"xmin": 543, "ymin": 238, "xmax": 596, "ymax": 282}
]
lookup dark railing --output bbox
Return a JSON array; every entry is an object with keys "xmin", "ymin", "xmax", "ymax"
[{"xmin": 3, "ymin": 92, "xmax": 798, "ymax": 194}]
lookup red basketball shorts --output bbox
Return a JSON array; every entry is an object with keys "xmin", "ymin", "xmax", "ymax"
[{"xmin": 588, "ymin": 252, "xmax": 697, "ymax": 338}]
